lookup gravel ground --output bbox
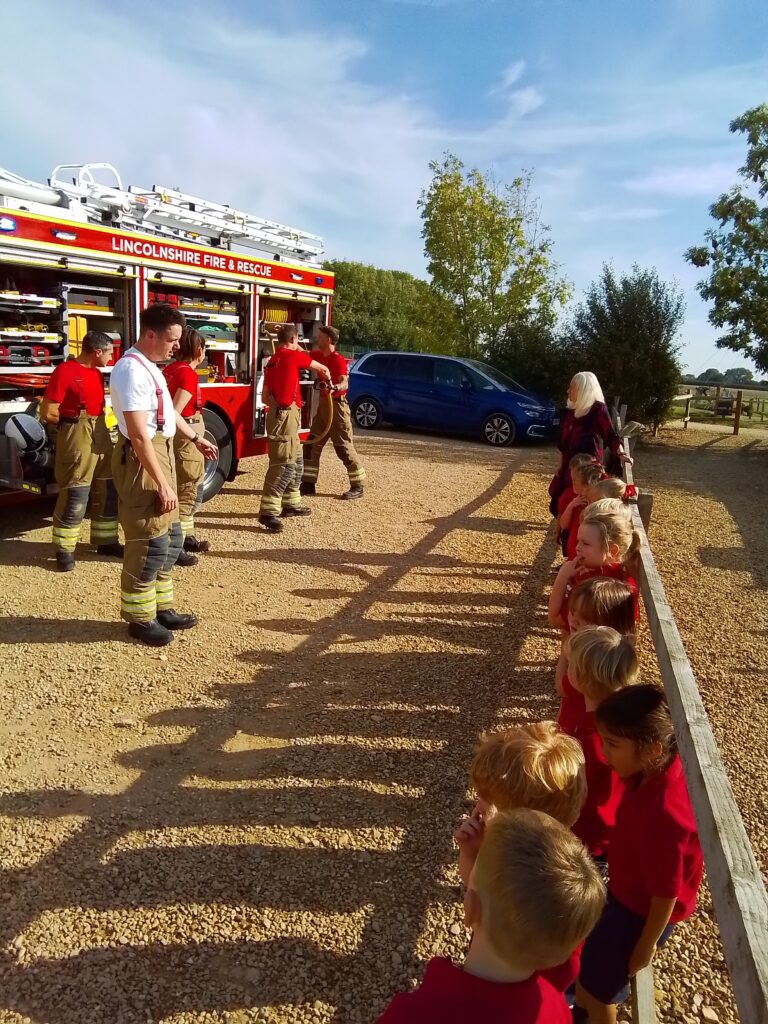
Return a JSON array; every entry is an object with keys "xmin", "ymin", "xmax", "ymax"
[{"xmin": 0, "ymin": 425, "xmax": 765, "ymax": 1023}]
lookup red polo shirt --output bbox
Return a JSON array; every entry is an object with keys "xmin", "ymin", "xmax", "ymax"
[
  {"xmin": 608, "ymin": 754, "xmax": 703, "ymax": 923},
  {"xmin": 44, "ymin": 359, "xmax": 104, "ymax": 417},
  {"xmin": 568, "ymin": 705, "xmax": 623, "ymax": 858},
  {"xmin": 376, "ymin": 957, "xmax": 569, "ymax": 1023},
  {"xmin": 163, "ymin": 361, "xmax": 203, "ymax": 418},
  {"xmin": 561, "ymin": 564, "xmax": 638, "ymax": 630},
  {"xmin": 264, "ymin": 346, "xmax": 313, "ymax": 407},
  {"xmin": 556, "ymin": 675, "xmax": 586, "ymax": 741},
  {"xmin": 539, "ymin": 946, "xmax": 581, "ymax": 993},
  {"xmin": 311, "ymin": 347, "xmax": 348, "ymax": 395}
]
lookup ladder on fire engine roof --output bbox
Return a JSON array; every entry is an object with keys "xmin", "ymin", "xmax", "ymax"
[{"xmin": 0, "ymin": 162, "xmax": 325, "ymax": 266}]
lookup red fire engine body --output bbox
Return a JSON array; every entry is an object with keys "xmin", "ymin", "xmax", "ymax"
[{"xmin": 0, "ymin": 162, "xmax": 334, "ymax": 501}]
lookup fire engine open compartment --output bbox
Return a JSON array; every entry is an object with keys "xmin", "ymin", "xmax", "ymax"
[
  {"xmin": 145, "ymin": 273, "xmax": 251, "ymax": 385},
  {"xmin": 0, "ymin": 264, "xmax": 130, "ymax": 374}
]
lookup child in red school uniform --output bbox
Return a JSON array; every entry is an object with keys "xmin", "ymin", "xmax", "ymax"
[
  {"xmin": 557, "ymin": 455, "xmax": 603, "ymax": 558},
  {"xmin": 549, "ymin": 499, "xmax": 640, "ymax": 690},
  {"xmin": 573, "ymin": 685, "xmax": 704, "ymax": 1024},
  {"xmin": 563, "ymin": 626, "xmax": 639, "ymax": 871},
  {"xmin": 556, "ymin": 577, "xmax": 637, "ymax": 736},
  {"xmin": 376, "ymin": 809, "xmax": 606, "ymax": 1024},
  {"xmin": 452, "ymin": 722, "xmax": 588, "ymax": 995}
]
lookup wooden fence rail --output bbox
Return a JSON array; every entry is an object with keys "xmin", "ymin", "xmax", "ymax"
[{"xmin": 623, "ymin": 438, "xmax": 768, "ymax": 1024}]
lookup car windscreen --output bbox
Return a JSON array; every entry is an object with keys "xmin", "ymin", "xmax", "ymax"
[{"xmin": 466, "ymin": 360, "xmax": 525, "ymax": 392}]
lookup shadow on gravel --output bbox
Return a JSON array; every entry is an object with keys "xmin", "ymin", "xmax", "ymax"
[
  {"xmin": 638, "ymin": 436, "xmax": 768, "ymax": 593},
  {"xmin": 0, "ymin": 616, "xmax": 122, "ymax": 645},
  {"xmin": 0, "ymin": 451, "xmax": 562, "ymax": 1023}
]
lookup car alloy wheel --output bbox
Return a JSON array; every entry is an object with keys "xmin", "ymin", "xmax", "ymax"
[
  {"xmin": 483, "ymin": 414, "xmax": 515, "ymax": 446},
  {"xmin": 355, "ymin": 399, "xmax": 381, "ymax": 429}
]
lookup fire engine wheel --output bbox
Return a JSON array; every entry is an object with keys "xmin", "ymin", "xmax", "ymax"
[
  {"xmin": 201, "ymin": 408, "xmax": 234, "ymax": 502},
  {"xmin": 353, "ymin": 397, "xmax": 383, "ymax": 430},
  {"xmin": 482, "ymin": 413, "xmax": 516, "ymax": 447}
]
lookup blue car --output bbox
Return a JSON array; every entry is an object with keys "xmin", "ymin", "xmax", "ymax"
[{"xmin": 347, "ymin": 351, "xmax": 557, "ymax": 446}]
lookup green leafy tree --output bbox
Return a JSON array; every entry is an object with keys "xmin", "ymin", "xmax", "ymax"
[
  {"xmin": 697, "ymin": 368, "xmax": 725, "ymax": 383},
  {"xmin": 685, "ymin": 105, "xmax": 768, "ymax": 372},
  {"xmin": 722, "ymin": 366, "xmax": 754, "ymax": 385},
  {"xmin": 325, "ymin": 260, "xmax": 459, "ymax": 354},
  {"xmin": 486, "ymin": 318, "xmax": 580, "ymax": 401},
  {"xmin": 418, "ymin": 154, "xmax": 570, "ymax": 359},
  {"xmin": 566, "ymin": 265, "xmax": 685, "ymax": 431}
]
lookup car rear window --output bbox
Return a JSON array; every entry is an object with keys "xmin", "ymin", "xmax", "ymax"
[
  {"xmin": 358, "ymin": 354, "xmax": 395, "ymax": 376},
  {"xmin": 393, "ymin": 356, "xmax": 433, "ymax": 381}
]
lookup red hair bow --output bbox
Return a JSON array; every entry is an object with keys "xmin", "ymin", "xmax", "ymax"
[{"xmin": 623, "ymin": 484, "xmax": 638, "ymax": 501}]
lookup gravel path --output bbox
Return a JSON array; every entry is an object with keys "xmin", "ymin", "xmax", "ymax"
[{"xmin": 0, "ymin": 426, "xmax": 764, "ymax": 1023}]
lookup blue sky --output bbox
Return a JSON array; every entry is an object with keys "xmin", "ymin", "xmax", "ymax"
[{"xmin": 3, "ymin": 0, "xmax": 768, "ymax": 374}]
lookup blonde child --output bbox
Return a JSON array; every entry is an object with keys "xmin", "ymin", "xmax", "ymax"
[
  {"xmin": 454, "ymin": 721, "xmax": 586, "ymax": 885},
  {"xmin": 548, "ymin": 498, "xmax": 640, "ymax": 698},
  {"xmin": 453, "ymin": 721, "xmax": 588, "ymax": 995},
  {"xmin": 557, "ymin": 576, "xmax": 637, "ymax": 736},
  {"xmin": 574, "ymin": 686, "xmax": 703, "ymax": 1024},
  {"xmin": 564, "ymin": 627, "xmax": 639, "ymax": 864},
  {"xmin": 378, "ymin": 809, "xmax": 606, "ymax": 1023},
  {"xmin": 557, "ymin": 455, "xmax": 604, "ymax": 558}
]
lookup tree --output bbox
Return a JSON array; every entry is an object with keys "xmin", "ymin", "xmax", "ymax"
[
  {"xmin": 566, "ymin": 265, "xmax": 685, "ymax": 431},
  {"xmin": 723, "ymin": 366, "xmax": 754, "ymax": 385},
  {"xmin": 697, "ymin": 368, "xmax": 725, "ymax": 383},
  {"xmin": 418, "ymin": 154, "xmax": 570, "ymax": 359},
  {"xmin": 486, "ymin": 317, "xmax": 581, "ymax": 401},
  {"xmin": 325, "ymin": 260, "xmax": 459, "ymax": 354},
  {"xmin": 685, "ymin": 104, "xmax": 768, "ymax": 373}
]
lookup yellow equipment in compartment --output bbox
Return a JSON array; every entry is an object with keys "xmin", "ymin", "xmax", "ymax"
[{"xmin": 67, "ymin": 314, "xmax": 88, "ymax": 358}]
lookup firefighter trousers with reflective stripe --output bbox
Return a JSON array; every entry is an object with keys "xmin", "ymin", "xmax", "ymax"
[
  {"xmin": 259, "ymin": 404, "xmax": 303, "ymax": 515},
  {"xmin": 52, "ymin": 413, "xmax": 118, "ymax": 553},
  {"xmin": 302, "ymin": 396, "xmax": 366, "ymax": 488},
  {"xmin": 174, "ymin": 413, "xmax": 205, "ymax": 538},
  {"xmin": 112, "ymin": 434, "xmax": 182, "ymax": 623}
]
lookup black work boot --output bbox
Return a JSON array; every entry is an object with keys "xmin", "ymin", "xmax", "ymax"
[
  {"xmin": 281, "ymin": 506, "xmax": 312, "ymax": 517},
  {"xmin": 128, "ymin": 619, "xmax": 173, "ymax": 647},
  {"xmin": 342, "ymin": 486, "xmax": 364, "ymax": 501},
  {"xmin": 299, "ymin": 481, "xmax": 316, "ymax": 496},
  {"xmin": 56, "ymin": 552, "xmax": 75, "ymax": 572},
  {"xmin": 176, "ymin": 549, "xmax": 199, "ymax": 567},
  {"xmin": 97, "ymin": 542, "xmax": 124, "ymax": 558},
  {"xmin": 184, "ymin": 535, "xmax": 210, "ymax": 553},
  {"xmin": 259, "ymin": 514, "xmax": 284, "ymax": 533},
  {"xmin": 157, "ymin": 609, "xmax": 198, "ymax": 630}
]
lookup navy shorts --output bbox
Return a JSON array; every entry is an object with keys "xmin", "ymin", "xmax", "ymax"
[{"xmin": 579, "ymin": 894, "xmax": 674, "ymax": 1005}]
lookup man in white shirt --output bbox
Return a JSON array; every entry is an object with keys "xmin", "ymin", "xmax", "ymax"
[{"xmin": 110, "ymin": 304, "xmax": 217, "ymax": 647}]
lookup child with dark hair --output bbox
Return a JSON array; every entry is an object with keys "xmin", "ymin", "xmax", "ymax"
[{"xmin": 573, "ymin": 685, "xmax": 703, "ymax": 1024}]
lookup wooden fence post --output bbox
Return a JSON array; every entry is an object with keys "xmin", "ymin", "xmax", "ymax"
[
  {"xmin": 734, "ymin": 391, "xmax": 743, "ymax": 436},
  {"xmin": 684, "ymin": 395, "xmax": 692, "ymax": 429}
]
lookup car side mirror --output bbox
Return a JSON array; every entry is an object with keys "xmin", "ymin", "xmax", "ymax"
[{"xmin": 460, "ymin": 378, "xmax": 473, "ymax": 393}]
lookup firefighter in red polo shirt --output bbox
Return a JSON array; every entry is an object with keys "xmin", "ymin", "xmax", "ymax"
[
  {"xmin": 300, "ymin": 325, "xmax": 366, "ymax": 500},
  {"xmin": 258, "ymin": 323, "xmax": 330, "ymax": 533},
  {"xmin": 40, "ymin": 331, "xmax": 122, "ymax": 572}
]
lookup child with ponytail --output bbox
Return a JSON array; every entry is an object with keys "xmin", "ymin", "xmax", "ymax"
[
  {"xmin": 573, "ymin": 685, "xmax": 703, "ymax": 1023},
  {"xmin": 557, "ymin": 455, "xmax": 604, "ymax": 559}
]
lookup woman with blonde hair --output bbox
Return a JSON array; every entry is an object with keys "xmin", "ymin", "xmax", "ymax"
[{"xmin": 549, "ymin": 372, "xmax": 631, "ymax": 516}]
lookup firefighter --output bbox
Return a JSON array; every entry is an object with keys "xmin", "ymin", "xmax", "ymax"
[
  {"xmin": 163, "ymin": 327, "xmax": 209, "ymax": 566},
  {"xmin": 301, "ymin": 325, "xmax": 366, "ymax": 500},
  {"xmin": 258, "ymin": 323, "xmax": 330, "ymax": 533},
  {"xmin": 40, "ymin": 330, "xmax": 122, "ymax": 572},
  {"xmin": 109, "ymin": 304, "xmax": 218, "ymax": 647}
]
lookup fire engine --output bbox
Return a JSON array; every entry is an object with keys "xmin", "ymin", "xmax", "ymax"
[{"xmin": 0, "ymin": 162, "xmax": 334, "ymax": 501}]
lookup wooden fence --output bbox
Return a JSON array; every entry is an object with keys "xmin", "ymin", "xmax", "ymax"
[
  {"xmin": 674, "ymin": 388, "xmax": 768, "ymax": 434},
  {"xmin": 620, "ymin": 428, "xmax": 768, "ymax": 1024}
]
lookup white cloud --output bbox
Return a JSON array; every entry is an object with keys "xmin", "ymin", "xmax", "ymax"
[
  {"xmin": 623, "ymin": 161, "xmax": 738, "ymax": 198},
  {"xmin": 491, "ymin": 60, "xmax": 526, "ymax": 94}
]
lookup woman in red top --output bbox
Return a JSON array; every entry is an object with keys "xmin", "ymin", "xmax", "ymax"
[
  {"xmin": 548, "ymin": 372, "xmax": 632, "ymax": 517},
  {"xmin": 162, "ymin": 328, "xmax": 208, "ymax": 564},
  {"xmin": 574, "ymin": 686, "xmax": 703, "ymax": 1024}
]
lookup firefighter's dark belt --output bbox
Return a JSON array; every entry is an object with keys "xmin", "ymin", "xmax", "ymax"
[
  {"xmin": 276, "ymin": 405, "xmax": 293, "ymax": 412},
  {"xmin": 58, "ymin": 415, "xmax": 96, "ymax": 425}
]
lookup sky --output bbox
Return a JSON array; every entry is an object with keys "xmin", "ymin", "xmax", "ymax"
[{"xmin": 2, "ymin": 0, "xmax": 767, "ymax": 375}]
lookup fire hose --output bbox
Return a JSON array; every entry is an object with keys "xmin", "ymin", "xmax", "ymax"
[{"xmin": 308, "ymin": 379, "xmax": 340, "ymax": 446}]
